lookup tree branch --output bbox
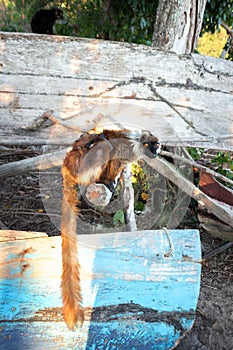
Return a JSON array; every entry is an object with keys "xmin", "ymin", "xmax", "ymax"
[
  {"xmin": 145, "ymin": 156, "xmax": 233, "ymax": 229},
  {"xmin": 221, "ymin": 22, "xmax": 233, "ymax": 39},
  {"xmin": 160, "ymin": 150, "xmax": 233, "ymax": 187},
  {"xmin": 0, "ymin": 149, "xmax": 67, "ymax": 178}
]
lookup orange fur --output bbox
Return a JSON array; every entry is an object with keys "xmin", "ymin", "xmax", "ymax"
[{"xmin": 60, "ymin": 130, "xmax": 159, "ymax": 329}]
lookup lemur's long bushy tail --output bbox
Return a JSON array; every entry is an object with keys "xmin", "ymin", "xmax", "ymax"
[{"xmin": 61, "ymin": 167, "xmax": 84, "ymax": 329}]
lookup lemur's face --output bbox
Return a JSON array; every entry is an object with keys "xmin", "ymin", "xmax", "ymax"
[{"xmin": 141, "ymin": 130, "xmax": 160, "ymax": 158}]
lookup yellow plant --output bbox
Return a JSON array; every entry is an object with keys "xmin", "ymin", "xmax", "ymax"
[{"xmin": 197, "ymin": 27, "xmax": 229, "ymax": 58}]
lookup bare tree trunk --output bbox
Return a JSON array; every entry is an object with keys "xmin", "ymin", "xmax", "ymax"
[{"xmin": 152, "ymin": 0, "xmax": 207, "ymax": 54}]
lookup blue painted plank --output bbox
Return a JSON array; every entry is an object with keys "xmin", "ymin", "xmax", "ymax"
[
  {"xmin": 0, "ymin": 229, "xmax": 201, "ymax": 349},
  {"xmin": 0, "ymin": 320, "xmax": 194, "ymax": 350}
]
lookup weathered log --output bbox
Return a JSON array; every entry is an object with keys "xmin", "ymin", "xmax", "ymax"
[
  {"xmin": 145, "ymin": 156, "xmax": 233, "ymax": 229},
  {"xmin": 0, "ymin": 32, "xmax": 233, "ymax": 150},
  {"xmin": 0, "ymin": 149, "xmax": 66, "ymax": 178}
]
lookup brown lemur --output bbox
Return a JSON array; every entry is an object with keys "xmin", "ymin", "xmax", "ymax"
[{"xmin": 61, "ymin": 129, "xmax": 160, "ymax": 329}]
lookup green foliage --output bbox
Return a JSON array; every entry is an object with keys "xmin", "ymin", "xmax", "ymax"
[
  {"xmin": 0, "ymin": 0, "xmax": 55, "ymax": 32},
  {"xmin": 131, "ymin": 163, "xmax": 149, "ymax": 212},
  {"xmin": 203, "ymin": 0, "xmax": 233, "ymax": 34},
  {"xmin": 201, "ymin": 0, "xmax": 233, "ymax": 60},
  {"xmin": 187, "ymin": 147, "xmax": 205, "ymax": 161},
  {"xmin": 212, "ymin": 151, "xmax": 233, "ymax": 181},
  {"xmin": 105, "ymin": 0, "xmax": 159, "ymax": 44},
  {"xmin": 0, "ymin": 0, "xmax": 158, "ymax": 44},
  {"xmin": 134, "ymin": 201, "xmax": 145, "ymax": 212},
  {"xmin": 187, "ymin": 148, "xmax": 233, "ymax": 184},
  {"xmin": 1, "ymin": 0, "xmax": 232, "ymax": 54},
  {"xmin": 132, "ymin": 163, "xmax": 148, "ymax": 191},
  {"xmin": 113, "ymin": 210, "xmax": 125, "ymax": 227},
  {"xmin": 58, "ymin": 0, "xmax": 159, "ymax": 44}
]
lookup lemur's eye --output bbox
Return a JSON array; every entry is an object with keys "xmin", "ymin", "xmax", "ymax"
[{"xmin": 143, "ymin": 141, "xmax": 160, "ymax": 158}]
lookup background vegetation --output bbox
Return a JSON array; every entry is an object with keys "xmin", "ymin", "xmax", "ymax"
[
  {"xmin": 197, "ymin": 27, "xmax": 229, "ymax": 58},
  {"xmin": 0, "ymin": 0, "xmax": 232, "ymax": 54}
]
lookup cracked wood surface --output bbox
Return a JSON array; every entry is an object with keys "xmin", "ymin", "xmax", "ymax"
[{"xmin": 0, "ymin": 32, "xmax": 233, "ymax": 150}]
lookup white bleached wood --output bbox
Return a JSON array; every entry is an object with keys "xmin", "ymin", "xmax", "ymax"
[{"xmin": 0, "ymin": 32, "xmax": 232, "ymax": 150}]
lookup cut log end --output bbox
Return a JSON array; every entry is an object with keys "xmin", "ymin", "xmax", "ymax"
[{"xmin": 85, "ymin": 183, "xmax": 112, "ymax": 207}]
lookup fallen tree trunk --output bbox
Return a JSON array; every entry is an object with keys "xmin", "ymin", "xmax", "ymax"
[{"xmin": 0, "ymin": 32, "xmax": 233, "ymax": 150}]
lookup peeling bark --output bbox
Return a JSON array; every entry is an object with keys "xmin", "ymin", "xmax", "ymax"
[{"xmin": 152, "ymin": 0, "xmax": 207, "ymax": 54}]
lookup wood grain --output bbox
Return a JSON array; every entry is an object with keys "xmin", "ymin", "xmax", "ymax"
[{"xmin": 0, "ymin": 32, "xmax": 232, "ymax": 150}]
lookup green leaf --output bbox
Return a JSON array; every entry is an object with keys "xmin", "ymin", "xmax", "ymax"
[{"xmin": 113, "ymin": 210, "xmax": 125, "ymax": 226}]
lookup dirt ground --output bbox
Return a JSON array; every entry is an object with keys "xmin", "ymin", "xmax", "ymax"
[{"xmin": 0, "ymin": 153, "xmax": 233, "ymax": 350}]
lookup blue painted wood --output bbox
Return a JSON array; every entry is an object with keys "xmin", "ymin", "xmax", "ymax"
[
  {"xmin": 0, "ymin": 229, "xmax": 201, "ymax": 349},
  {"xmin": 0, "ymin": 320, "xmax": 194, "ymax": 350}
]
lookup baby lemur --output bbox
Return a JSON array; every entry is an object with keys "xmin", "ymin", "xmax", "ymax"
[{"xmin": 61, "ymin": 129, "xmax": 160, "ymax": 329}]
